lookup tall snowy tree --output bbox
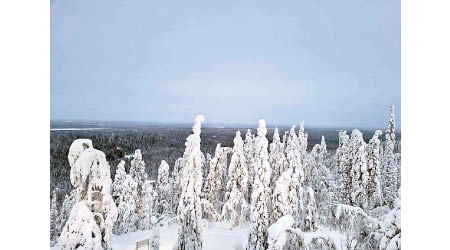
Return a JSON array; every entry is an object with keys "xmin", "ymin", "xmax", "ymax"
[
  {"xmin": 130, "ymin": 149, "xmax": 147, "ymax": 196},
  {"xmin": 248, "ymin": 119, "xmax": 272, "ymax": 250},
  {"xmin": 226, "ymin": 131, "xmax": 249, "ymax": 199},
  {"xmin": 140, "ymin": 180, "xmax": 158, "ymax": 230},
  {"xmin": 243, "ymin": 129, "xmax": 255, "ymax": 201},
  {"xmin": 114, "ymin": 174, "xmax": 139, "ymax": 234},
  {"xmin": 59, "ymin": 139, "xmax": 117, "ymax": 250},
  {"xmin": 367, "ymin": 130, "xmax": 383, "ymax": 209},
  {"xmin": 383, "ymin": 105, "xmax": 398, "ymax": 207},
  {"xmin": 269, "ymin": 127, "xmax": 287, "ymax": 188},
  {"xmin": 174, "ymin": 115, "xmax": 205, "ymax": 250},
  {"xmin": 297, "ymin": 121, "xmax": 308, "ymax": 170},
  {"xmin": 203, "ymin": 144, "xmax": 226, "ymax": 210},
  {"xmin": 156, "ymin": 160, "xmax": 171, "ymax": 214},
  {"xmin": 337, "ymin": 131, "xmax": 352, "ymax": 204},
  {"xmin": 350, "ymin": 129, "xmax": 370, "ymax": 209}
]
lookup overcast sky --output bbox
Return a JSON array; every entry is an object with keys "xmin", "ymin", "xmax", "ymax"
[{"xmin": 51, "ymin": 0, "xmax": 400, "ymax": 128}]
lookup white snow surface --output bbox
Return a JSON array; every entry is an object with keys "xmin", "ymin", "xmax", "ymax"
[{"xmin": 51, "ymin": 221, "xmax": 249, "ymax": 250}]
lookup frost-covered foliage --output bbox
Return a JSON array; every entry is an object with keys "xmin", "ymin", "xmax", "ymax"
[
  {"xmin": 349, "ymin": 129, "xmax": 369, "ymax": 208},
  {"xmin": 203, "ymin": 144, "xmax": 226, "ymax": 209},
  {"xmin": 171, "ymin": 157, "xmax": 183, "ymax": 213},
  {"xmin": 50, "ymin": 188, "xmax": 59, "ymax": 245},
  {"xmin": 112, "ymin": 160, "xmax": 126, "ymax": 198},
  {"xmin": 221, "ymin": 188, "xmax": 247, "ymax": 228},
  {"xmin": 383, "ymin": 105, "xmax": 398, "ymax": 208},
  {"xmin": 130, "ymin": 149, "xmax": 148, "ymax": 197},
  {"xmin": 140, "ymin": 180, "xmax": 158, "ymax": 230},
  {"xmin": 156, "ymin": 160, "xmax": 171, "ymax": 214},
  {"xmin": 60, "ymin": 139, "xmax": 118, "ymax": 249},
  {"xmin": 248, "ymin": 119, "xmax": 272, "ymax": 250},
  {"xmin": 114, "ymin": 174, "xmax": 139, "ymax": 234},
  {"xmin": 59, "ymin": 201, "xmax": 103, "ymax": 250},
  {"xmin": 56, "ymin": 189, "xmax": 79, "ymax": 240},
  {"xmin": 269, "ymin": 127, "xmax": 287, "ymax": 188},
  {"xmin": 367, "ymin": 130, "xmax": 383, "ymax": 209},
  {"xmin": 267, "ymin": 215, "xmax": 294, "ymax": 250},
  {"xmin": 270, "ymin": 170, "xmax": 293, "ymax": 225},
  {"xmin": 174, "ymin": 115, "xmax": 205, "ymax": 250},
  {"xmin": 226, "ymin": 131, "xmax": 249, "ymax": 201},
  {"xmin": 337, "ymin": 130, "xmax": 352, "ymax": 204},
  {"xmin": 243, "ymin": 129, "xmax": 255, "ymax": 201},
  {"xmin": 304, "ymin": 187, "xmax": 318, "ymax": 232},
  {"xmin": 372, "ymin": 197, "xmax": 401, "ymax": 250}
]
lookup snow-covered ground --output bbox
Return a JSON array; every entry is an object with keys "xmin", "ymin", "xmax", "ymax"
[{"xmin": 52, "ymin": 221, "xmax": 249, "ymax": 250}]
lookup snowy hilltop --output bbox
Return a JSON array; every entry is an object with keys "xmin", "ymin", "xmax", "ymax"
[{"xmin": 51, "ymin": 106, "xmax": 401, "ymax": 250}]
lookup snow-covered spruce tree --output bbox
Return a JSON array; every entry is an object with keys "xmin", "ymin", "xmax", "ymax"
[
  {"xmin": 247, "ymin": 119, "xmax": 272, "ymax": 250},
  {"xmin": 367, "ymin": 130, "xmax": 383, "ymax": 209},
  {"xmin": 284, "ymin": 125, "xmax": 304, "ymax": 228},
  {"xmin": 269, "ymin": 127, "xmax": 287, "ymax": 188},
  {"xmin": 55, "ymin": 189, "xmax": 79, "ymax": 240},
  {"xmin": 130, "ymin": 149, "xmax": 148, "ymax": 196},
  {"xmin": 337, "ymin": 131, "xmax": 352, "ymax": 204},
  {"xmin": 383, "ymin": 105, "xmax": 398, "ymax": 207},
  {"xmin": 50, "ymin": 188, "xmax": 59, "ymax": 245},
  {"xmin": 59, "ymin": 139, "xmax": 118, "ymax": 250},
  {"xmin": 304, "ymin": 187, "xmax": 318, "ymax": 232},
  {"xmin": 112, "ymin": 160, "xmax": 126, "ymax": 199},
  {"xmin": 270, "ymin": 170, "xmax": 293, "ymax": 225},
  {"xmin": 140, "ymin": 180, "xmax": 158, "ymax": 230},
  {"xmin": 171, "ymin": 157, "xmax": 183, "ymax": 213},
  {"xmin": 203, "ymin": 144, "xmax": 225, "ymax": 210},
  {"xmin": 157, "ymin": 160, "xmax": 171, "ymax": 214},
  {"xmin": 174, "ymin": 115, "xmax": 205, "ymax": 250},
  {"xmin": 297, "ymin": 121, "xmax": 308, "ymax": 171},
  {"xmin": 319, "ymin": 135, "xmax": 327, "ymax": 165},
  {"xmin": 226, "ymin": 130, "xmax": 249, "ymax": 200},
  {"xmin": 349, "ymin": 129, "xmax": 369, "ymax": 209},
  {"xmin": 243, "ymin": 129, "xmax": 255, "ymax": 201},
  {"xmin": 307, "ymin": 144, "xmax": 321, "ymax": 190},
  {"xmin": 222, "ymin": 185, "xmax": 246, "ymax": 228},
  {"xmin": 114, "ymin": 174, "xmax": 139, "ymax": 234}
]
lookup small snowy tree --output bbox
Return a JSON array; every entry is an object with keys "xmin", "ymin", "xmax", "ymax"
[
  {"xmin": 112, "ymin": 160, "xmax": 126, "ymax": 198},
  {"xmin": 270, "ymin": 170, "xmax": 292, "ymax": 225},
  {"xmin": 156, "ymin": 160, "xmax": 171, "ymax": 214},
  {"xmin": 304, "ymin": 187, "xmax": 317, "ymax": 232},
  {"xmin": 140, "ymin": 180, "xmax": 158, "ymax": 230},
  {"xmin": 247, "ymin": 119, "xmax": 272, "ymax": 250},
  {"xmin": 114, "ymin": 174, "xmax": 139, "ymax": 234},
  {"xmin": 174, "ymin": 115, "xmax": 205, "ymax": 250},
  {"xmin": 222, "ymin": 186, "xmax": 247, "ymax": 228},
  {"xmin": 203, "ymin": 144, "xmax": 225, "ymax": 210},
  {"xmin": 56, "ymin": 189, "xmax": 79, "ymax": 239},
  {"xmin": 269, "ymin": 127, "xmax": 287, "ymax": 188},
  {"xmin": 130, "ymin": 149, "xmax": 147, "ymax": 196}
]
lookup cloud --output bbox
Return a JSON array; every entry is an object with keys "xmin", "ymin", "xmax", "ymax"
[{"xmin": 156, "ymin": 61, "xmax": 306, "ymax": 124}]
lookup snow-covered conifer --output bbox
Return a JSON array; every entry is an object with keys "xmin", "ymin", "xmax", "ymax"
[
  {"xmin": 56, "ymin": 189, "xmax": 79, "ymax": 239},
  {"xmin": 203, "ymin": 144, "xmax": 225, "ymax": 209},
  {"xmin": 140, "ymin": 180, "xmax": 158, "ymax": 230},
  {"xmin": 157, "ymin": 160, "xmax": 171, "ymax": 214},
  {"xmin": 270, "ymin": 170, "xmax": 292, "ymax": 225},
  {"xmin": 367, "ymin": 130, "xmax": 383, "ymax": 209},
  {"xmin": 304, "ymin": 187, "xmax": 318, "ymax": 232},
  {"xmin": 383, "ymin": 105, "xmax": 398, "ymax": 207},
  {"xmin": 130, "ymin": 149, "xmax": 147, "ymax": 196},
  {"xmin": 247, "ymin": 119, "xmax": 272, "ymax": 250},
  {"xmin": 243, "ymin": 129, "xmax": 255, "ymax": 201},
  {"xmin": 222, "ymin": 186, "xmax": 246, "ymax": 228},
  {"xmin": 226, "ymin": 131, "xmax": 249, "ymax": 199},
  {"xmin": 114, "ymin": 174, "xmax": 139, "ymax": 234},
  {"xmin": 349, "ymin": 129, "xmax": 369, "ymax": 208},
  {"xmin": 269, "ymin": 127, "xmax": 287, "ymax": 187},
  {"xmin": 267, "ymin": 215, "xmax": 294, "ymax": 250},
  {"xmin": 337, "ymin": 131, "xmax": 352, "ymax": 204},
  {"xmin": 60, "ymin": 140, "xmax": 118, "ymax": 249},
  {"xmin": 174, "ymin": 115, "xmax": 205, "ymax": 250},
  {"xmin": 298, "ymin": 121, "xmax": 308, "ymax": 169},
  {"xmin": 113, "ymin": 160, "xmax": 126, "ymax": 198}
]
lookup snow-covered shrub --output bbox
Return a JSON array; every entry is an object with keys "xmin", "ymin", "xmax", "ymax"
[
  {"xmin": 174, "ymin": 115, "xmax": 205, "ymax": 250},
  {"xmin": 267, "ymin": 215, "xmax": 294, "ymax": 250},
  {"xmin": 248, "ymin": 119, "xmax": 272, "ymax": 250}
]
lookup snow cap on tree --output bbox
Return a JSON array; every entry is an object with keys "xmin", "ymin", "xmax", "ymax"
[{"xmin": 68, "ymin": 139, "xmax": 93, "ymax": 168}]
